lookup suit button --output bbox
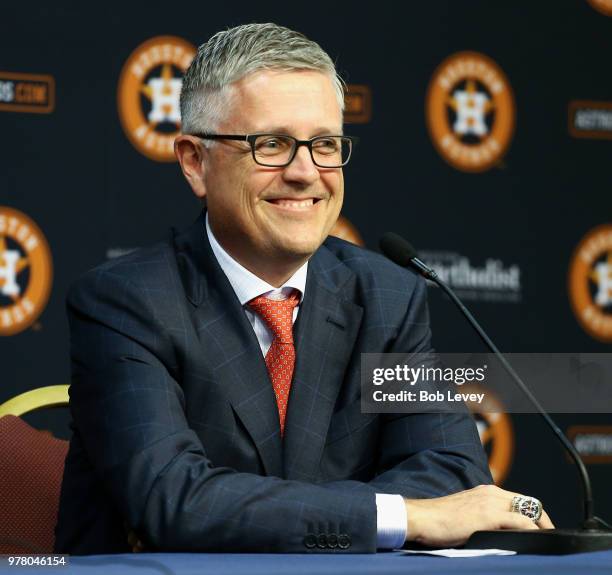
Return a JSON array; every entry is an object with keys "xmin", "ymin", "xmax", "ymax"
[
  {"xmin": 304, "ymin": 533, "xmax": 317, "ymax": 549},
  {"xmin": 338, "ymin": 533, "xmax": 351, "ymax": 549},
  {"xmin": 317, "ymin": 534, "xmax": 328, "ymax": 549},
  {"xmin": 327, "ymin": 533, "xmax": 338, "ymax": 549}
]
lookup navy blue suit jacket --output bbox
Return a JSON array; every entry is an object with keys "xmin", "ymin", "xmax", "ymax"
[{"xmin": 55, "ymin": 213, "xmax": 491, "ymax": 554}]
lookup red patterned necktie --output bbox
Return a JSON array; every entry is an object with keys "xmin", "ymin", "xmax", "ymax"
[{"xmin": 248, "ymin": 289, "xmax": 300, "ymax": 435}]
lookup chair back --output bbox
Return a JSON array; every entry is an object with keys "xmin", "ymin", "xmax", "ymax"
[{"xmin": 0, "ymin": 386, "xmax": 70, "ymax": 553}]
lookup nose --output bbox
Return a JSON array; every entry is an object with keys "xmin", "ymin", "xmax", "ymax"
[{"xmin": 282, "ymin": 144, "xmax": 320, "ymax": 186}]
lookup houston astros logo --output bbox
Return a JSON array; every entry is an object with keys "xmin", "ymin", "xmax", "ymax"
[
  {"xmin": 569, "ymin": 225, "xmax": 612, "ymax": 342},
  {"xmin": 117, "ymin": 36, "xmax": 196, "ymax": 162},
  {"xmin": 330, "ymin": 215, "xmax": 365, "ymax": 247},
  {"xmin": 463, "ymin": 384, "xmax": 514, "ymax": 485},
  {"xmin": 426, "ymin": 51, "xmax": 515, "ymax": 173},
  {"xmin": 0, "ymin": 207, "xmax": 53, "ymax": 336},
  {"xmin": 587, "ymin": 0, "xmax": 612, "ymax": 16}
]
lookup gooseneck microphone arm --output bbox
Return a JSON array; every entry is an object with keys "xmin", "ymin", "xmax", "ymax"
[{"xmin": 379, "ymin": 232, "xmax": 606, "ymax": 531}]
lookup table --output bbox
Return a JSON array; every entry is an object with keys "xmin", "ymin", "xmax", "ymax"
[{"xmin": 2, "ymin": 550, "xmax": 611, "ymax": 575}]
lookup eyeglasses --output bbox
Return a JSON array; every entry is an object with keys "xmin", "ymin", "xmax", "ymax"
[{"xmin": 191, "ymin": 133, "xmax": 355, "ymax": 168}]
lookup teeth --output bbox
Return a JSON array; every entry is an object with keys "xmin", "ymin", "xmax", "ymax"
[{"xmin": 271, "ymin": 199, "xmax": 314, "ymax": 208}]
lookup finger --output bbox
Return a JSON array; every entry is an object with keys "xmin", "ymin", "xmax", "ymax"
[
  {"xmin": 473, "ymin": 484, "xmax": 522, "ymax": 508},
  {"xmin": 497, "ymin": 512, "xmax": 540, "ymax": 531},
  {"xmin": 498, "ymin": 490, "xmax": 547, "ymax": 520},
  {"xmin": 477, "ymin": 485, "xmax": 528, "ymax": 508},
  {"xmin": 474, "ymin": 484, "xmax": 524, "ymax": 499},
  {"xmin": 537, "ymin": 510, "xmax": 555, "ymax": 529}
]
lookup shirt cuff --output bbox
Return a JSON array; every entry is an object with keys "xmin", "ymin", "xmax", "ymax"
[{"xmin": 375, "ymin": 493, "xmax": 408, "ymax": 549}]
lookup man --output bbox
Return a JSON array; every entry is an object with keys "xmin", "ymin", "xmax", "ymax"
[{"xmin": 55, "ymin": 23, "xmax": 552, "ymax": 554}]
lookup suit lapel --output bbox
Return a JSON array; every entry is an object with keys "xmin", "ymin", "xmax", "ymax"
[
  {"xmin": 283, "ymin": 244, "xmax": 363, "ymax": 481},
  {"xmin": 173, "ymin": 213, "xmax": 283, "ymax": 477}
]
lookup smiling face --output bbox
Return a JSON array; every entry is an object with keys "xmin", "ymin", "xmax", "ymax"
[{"xmin": 182, "ymin": 69, "xmax": 344, "ymax": 284}]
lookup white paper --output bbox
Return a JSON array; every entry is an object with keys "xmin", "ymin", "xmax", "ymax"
[{"xmin": 401, "ymin": 548, "xmax": 516, "ymax": 557}]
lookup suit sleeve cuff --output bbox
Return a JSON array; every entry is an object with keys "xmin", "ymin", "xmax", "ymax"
[{"xmin": 375, "ymin": 493, "xmax": 407, "ymax": 549}]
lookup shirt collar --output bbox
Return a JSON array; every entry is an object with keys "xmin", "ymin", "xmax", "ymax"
[{"xmin": 205, "ymin": 212, "xmax": 307, "ymax": 306}]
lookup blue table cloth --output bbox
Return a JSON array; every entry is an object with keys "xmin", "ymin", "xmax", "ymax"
[{"xmin": 2, "ymin": 550, "xmax": 611, "ymax": 575}]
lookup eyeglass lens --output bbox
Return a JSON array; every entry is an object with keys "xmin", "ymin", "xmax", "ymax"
[{"xmin": 253, "ymin": 135, "xmax": 351, "ymax": 167}]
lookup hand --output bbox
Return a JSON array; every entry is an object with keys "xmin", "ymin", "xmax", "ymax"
[{"xmin": 404, "ymin": 484, "xmax": 555, "ymax": 548}]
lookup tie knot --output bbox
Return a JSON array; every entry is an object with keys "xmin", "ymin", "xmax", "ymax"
[{"xmin": 248, "ymin": 289, "xmax": 300, "ymax": 343}]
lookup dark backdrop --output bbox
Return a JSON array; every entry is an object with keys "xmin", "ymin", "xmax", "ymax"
[{"xmin": 1, "ymin": 1, "xmax": 611, "ymax": 530}]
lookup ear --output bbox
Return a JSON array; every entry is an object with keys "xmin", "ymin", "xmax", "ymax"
[{"xmin": 174, "ymin": 135, "xmax": 208, "ymax": 199}]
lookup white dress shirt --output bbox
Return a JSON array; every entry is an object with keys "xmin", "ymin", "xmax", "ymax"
[{"xmin": 205, "ymin": 214, "xmax": 407, "ymax": 549}]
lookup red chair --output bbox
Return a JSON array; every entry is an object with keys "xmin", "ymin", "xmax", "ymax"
[{"xmin": 0, "ymin": 386, "xmax": 69, "ymax": 554}]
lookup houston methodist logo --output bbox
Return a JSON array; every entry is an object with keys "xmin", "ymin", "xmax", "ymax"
[
  {"xmin": 0, "ymin": 207, "xmax": 53, "ymax": 336},
  {"xmin": 426, "ymin": 52, "xmax": 515, "ymax": 173},
  {"xmin": 117, "ymin": 36, "xmax": 196, "ymax": 162},
  {"xmin": 569, "ymin": 225, "xmax": 612, "ymax": 342}
]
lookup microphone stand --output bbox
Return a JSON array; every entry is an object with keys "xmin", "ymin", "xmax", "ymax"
[{"xmin": 382, "ymin": 234, "xmax": 612, "ymax": 554}]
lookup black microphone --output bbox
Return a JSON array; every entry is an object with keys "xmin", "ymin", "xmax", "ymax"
[
  {"xmin": 379, "ymin": 233, "xmax": 438, "ymax": 280},
  {"xmin": 380, "ymin": 231, "xmax": 612, "ymax": 554}
]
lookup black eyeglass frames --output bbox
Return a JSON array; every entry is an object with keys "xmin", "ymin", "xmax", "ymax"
[{"xmin": 191, "ymin": 133, "xmax": 355, "ymax": 168}]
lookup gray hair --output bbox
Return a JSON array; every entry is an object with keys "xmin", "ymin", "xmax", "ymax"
[{"xmin": 180, "ymin": 23, "xmax": 345, "ymax": 136}]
